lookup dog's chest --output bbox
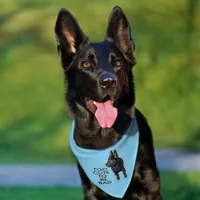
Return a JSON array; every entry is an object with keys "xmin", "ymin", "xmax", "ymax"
[{"xmin": 75, "ymin": 129, "xmax": 121, "ymax": 149}]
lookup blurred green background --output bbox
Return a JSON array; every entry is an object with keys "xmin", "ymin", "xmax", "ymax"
[
  {"xmin": 0, "ymin": 0, "xmax": 199, "ymax": 164},
  {"xmin": 0, "ymin": 0, "xmax": 200, "ymax": 199}
]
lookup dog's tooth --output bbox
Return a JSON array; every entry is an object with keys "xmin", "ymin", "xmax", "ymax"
[{"xmin": 93, "ymin": 101, "xmax": 96, "ymax": 105}]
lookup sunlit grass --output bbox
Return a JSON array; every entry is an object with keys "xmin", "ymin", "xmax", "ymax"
[{"xmin": 0, "ymin": 173, "xmax": 199, "ymax": 200}]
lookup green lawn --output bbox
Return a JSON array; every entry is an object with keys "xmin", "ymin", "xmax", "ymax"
[
  {"xmin": 0, "ymin": 173, "xmax": 200, "ymax": 200},
  {"xmin": 0, "ymin": 0, "xmax": 200, "ymax": 164}
]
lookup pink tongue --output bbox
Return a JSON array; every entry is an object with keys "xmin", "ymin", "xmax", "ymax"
[{"xmin": 95, "ymin": 100, "xmax": 118, "ymax": 128}]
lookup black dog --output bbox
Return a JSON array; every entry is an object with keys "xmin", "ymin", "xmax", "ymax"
[
  {"xmin": 105, "ymin": 150, "xmax": 127, "ymax": 180},
  {"xmin": 55, "ymin": 6, "xmax": 163, "ymax": 200}
]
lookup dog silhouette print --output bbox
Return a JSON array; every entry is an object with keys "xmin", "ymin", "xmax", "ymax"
[{"xmin": 105, "ymin": 150, "xmax": 127, "ymax": 180}]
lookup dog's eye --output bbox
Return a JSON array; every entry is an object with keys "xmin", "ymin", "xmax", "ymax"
[
  {"xmin": 114, "ymin": 60, "xmax": 122, "ymax": 68},
  {"xmin": 82, "ymin": 61, "xmax": 90, "ymax": 69}
]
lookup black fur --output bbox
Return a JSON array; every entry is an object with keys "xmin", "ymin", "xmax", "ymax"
[{"xmin": 55, "ymin": 6, "xmax": 163, "ymax": 200}]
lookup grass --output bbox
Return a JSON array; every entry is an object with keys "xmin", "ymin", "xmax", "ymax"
[
  {"xmin": 0, "ymin": 0, "xmax": 200, "ymax": 163},
  {"xmin": 0, "ymin": 172, "xmax": 200, "ymax": 200},
  {"xmin": 0, "ymin": 188, "xmax": 82, "ymax": 200}
]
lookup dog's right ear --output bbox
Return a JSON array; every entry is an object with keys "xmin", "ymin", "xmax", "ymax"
[
  {"xmin": 113, "ymin": 150, "xmax": 119, "ymax": 158},
  {"xmin": 55, "ymin": 9, "xmax": 88, "ymax": 69},
  {"xmin": 109, "ymin": 150, "xmax": 114, "ymax": 157}
]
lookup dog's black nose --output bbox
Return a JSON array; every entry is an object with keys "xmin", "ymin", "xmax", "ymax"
[{"xmin": 100, "ymin": 74, "xmax": 117, "ymax": 89}]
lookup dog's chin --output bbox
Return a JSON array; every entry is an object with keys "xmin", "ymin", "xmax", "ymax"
[{"xmin": 85, "ymin": 95, "xmax": 118, "ymax": 129}]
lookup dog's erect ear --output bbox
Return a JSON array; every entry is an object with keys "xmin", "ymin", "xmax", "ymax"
[
  {"xmin": 109, "ymin": 150, "xmax": 114, "ymax": 157},
  {"xmin": 105, "ymin": 6, "xmax": 135, "ymax": 65},
  {"xmin": 113, "ymin": 150, "xmax": 119, "ymax": 158},
  {"xmin": 55, "ymin": 8, "xmax": 88, "ymax": 68}
]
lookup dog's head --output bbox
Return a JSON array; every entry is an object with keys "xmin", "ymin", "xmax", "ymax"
[
  {"xmin": 105, "ymin": 150, "xmax": 119, "ymax": 167},
  {"xmin": 55, "ymin": 6, "xmax": 136, "ymax": 129}
]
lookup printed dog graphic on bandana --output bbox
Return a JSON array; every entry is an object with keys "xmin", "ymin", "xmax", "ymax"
[{"xmin": 105, "ymin": 150, "xmax": 127, "ymax": 180}]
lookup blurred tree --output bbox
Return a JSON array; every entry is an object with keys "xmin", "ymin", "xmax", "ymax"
[{"xmin": 185, "ymin": 0, "xmax": 198, "ymax": 68}]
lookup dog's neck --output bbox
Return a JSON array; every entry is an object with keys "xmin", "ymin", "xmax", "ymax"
[{"xmin": 73, "ymin": 106, "xmax": 135, "ymax": 149}]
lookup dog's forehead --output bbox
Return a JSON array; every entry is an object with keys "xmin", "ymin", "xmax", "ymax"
[{"xmin": 89, "ymin": 41, "xmax": 119, "ymax": 59}]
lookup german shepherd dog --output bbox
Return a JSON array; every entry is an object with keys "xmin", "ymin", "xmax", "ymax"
[{"xmin": 55, "ymin": 6, "xmax": 162, "ymax": 200}]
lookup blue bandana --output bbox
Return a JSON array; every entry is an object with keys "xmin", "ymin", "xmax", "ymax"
[{"xmin": 69, "ymin": 117, "xmax": 139, "ymax": 198}]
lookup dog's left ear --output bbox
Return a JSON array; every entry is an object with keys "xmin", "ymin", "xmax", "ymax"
[{"xmin": 105, "ymin": 6, "xmax": 135, "ymax": 66}]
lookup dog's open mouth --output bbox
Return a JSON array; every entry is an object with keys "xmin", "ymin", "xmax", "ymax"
[{"xmin": 87, "ymin": 95, "xmax": 118, "ymax": 128}]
